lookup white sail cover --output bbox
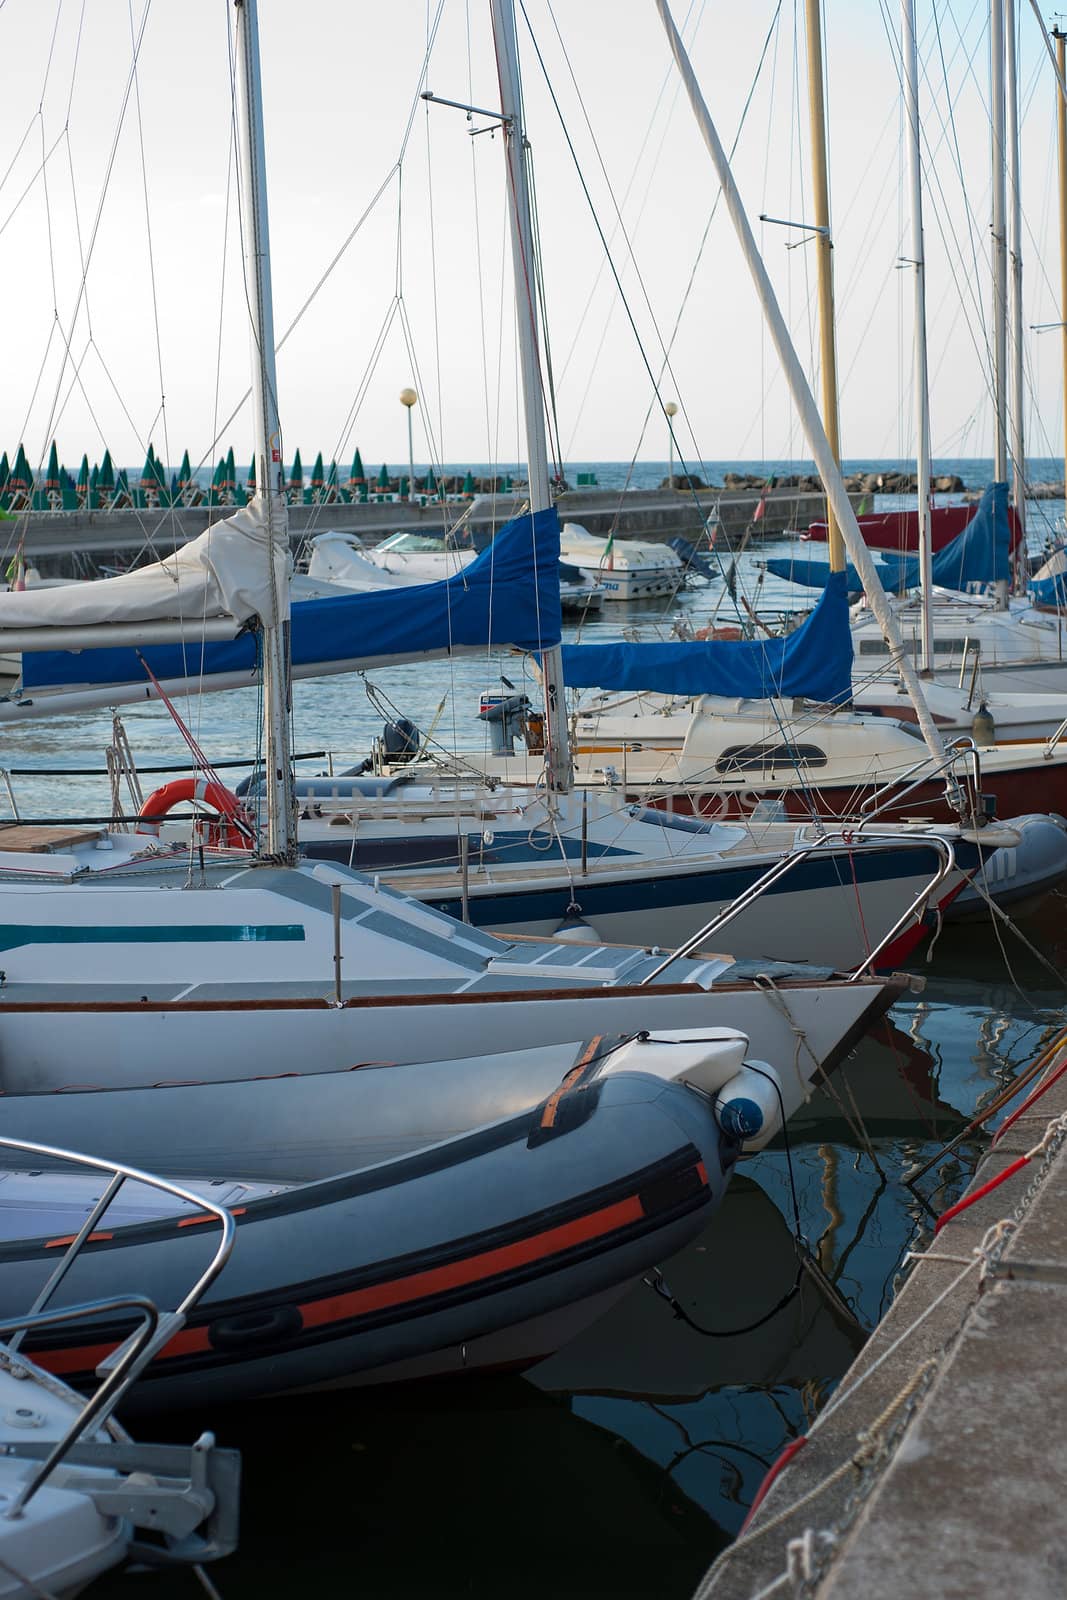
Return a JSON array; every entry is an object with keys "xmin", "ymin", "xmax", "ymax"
[{"xmin": 0, "ymin": 496, "xmax": 290, "ymax": 629}]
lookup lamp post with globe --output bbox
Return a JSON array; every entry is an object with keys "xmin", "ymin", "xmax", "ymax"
[
  {"xmin": 664, "ymin": 400, "xmax": 679, "ymax": 488},
  {"xmin": 399, "ymin": 387, "xmax": 418, "ymax": 503}
]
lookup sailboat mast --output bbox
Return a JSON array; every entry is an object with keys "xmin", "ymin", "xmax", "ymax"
[
  {"xmin": 491, "ymin": 0, "xmax": 573, "ymax": 793},
  {"xmin": 233, "ymin": 0, "xmax": 296, "ymax": 861},
  {"xmin": 654, "ymin": 0, "xmax": 953, "ymax": 779},
  {"xmin": 1005, "ymin": 0, "xmax": 1027, "ymax": 572},
  {"xmin": 990, "ymin": 1, "xmax": 1010, "ymax": 483},
  {"xmin": 803, "ymin": 0, "xmax": 846, "ymax": 575},
  {"xmin": 1058, "ymin": 29, "xmax": 1067, "ymax": 495},
  {"xmin": 901, "ymin": 0, "xmax": 934, "ymax": 675}
]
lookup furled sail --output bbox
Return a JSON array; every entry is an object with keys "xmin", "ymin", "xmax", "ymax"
[
  {"xmin": 766, "ymin": 483, "xmax": 1010, "ymax": 599},
  {"xmin": 19, "ymin": 507, "xmax": 561, "ymax": 695},
  {"xmin": 560, "ymin": 568, "xmax": 852, "ymax": 702},
  {"xmin": 0, "ymin": 496, "xmax": 291, "ymax": 628}
]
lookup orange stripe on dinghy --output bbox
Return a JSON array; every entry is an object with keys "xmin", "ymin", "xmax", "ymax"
[
  {"xmin": 299, "ymin": 1190, "xmax": 645, "ymax": 1331},
  {"xmin": 35, "ymin": 1167, "xmax": 708, "ymax": 1377}
]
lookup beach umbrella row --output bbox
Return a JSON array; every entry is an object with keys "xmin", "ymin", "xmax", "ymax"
[{"xmin": 0, "ymin": 442, "xmax": 500, "ymax": 511}]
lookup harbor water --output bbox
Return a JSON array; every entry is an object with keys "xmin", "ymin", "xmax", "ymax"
[{"xmin": 18, "ymin": 464, "xmax": 1058, "ymax": 1596}]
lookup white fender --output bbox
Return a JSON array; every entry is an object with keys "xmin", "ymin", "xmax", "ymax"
[{"xmin": 713, "ymin": 1062, "xmax": 784, "ymax": 1151}]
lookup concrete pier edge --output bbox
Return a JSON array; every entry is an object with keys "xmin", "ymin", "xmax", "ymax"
[{"xmin": 694, "ymin": 1039, "xmax": 1067, "ymax": 1600}]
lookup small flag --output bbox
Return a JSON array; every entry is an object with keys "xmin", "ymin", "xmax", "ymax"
[
  {"xmin": 752, "ymin": 475, "xmax": 777, "ymax": 525},
  {"xmin": 604, "ymin": 529, "xmax": 615, "ymax": 571},
  {"xmin": 857, "ymin": 495, "xmax": 871, "ymax": 516},
  {"xmin": 6, "ymin": 551, "xmax": 25, "ymax": 591}
]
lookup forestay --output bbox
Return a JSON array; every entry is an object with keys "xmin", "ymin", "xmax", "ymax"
[
  {"xmin": 560, "ymin": 568, "xmax": 853, "ymax": 702},
  {"xmin": 21, "ymin": 507, "xmax": 562, "ymax": 691}
]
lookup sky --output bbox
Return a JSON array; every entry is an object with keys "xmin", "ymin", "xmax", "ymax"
[{"xmin": 1, "ymin": 0, "xmax": 1065, "ymax": 480}]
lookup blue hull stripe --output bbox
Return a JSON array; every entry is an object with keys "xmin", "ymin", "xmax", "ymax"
[
  {"xmin": 0, "ymin": 925, "xmax": 306, "ymax": 952},
  {"xmin": 420, "ymin": 842, "xmax": 970, "ymax": 929}
]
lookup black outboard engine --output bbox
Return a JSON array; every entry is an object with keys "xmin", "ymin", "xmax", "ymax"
[
  {"xmin": 381, "ymin": 716, "xmax": 423, "ymax": 765},
  {"xmin": 478, "ymin": 691, "xmax": 532, "ymax": 756}
]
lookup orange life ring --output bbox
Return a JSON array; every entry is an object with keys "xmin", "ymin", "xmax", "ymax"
[
  {"xmin": 693, "ymin": 623, "xmax": 743, "ymax": 641},
  {"xmin": 136, "ymin": 778, "xmax": 254, "ymax": 850}
]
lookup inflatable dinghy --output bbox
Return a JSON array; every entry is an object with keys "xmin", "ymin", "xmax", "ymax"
[{"xmin": 0, "ymin": 1031, "xmax": 781, "ymax": 1407}]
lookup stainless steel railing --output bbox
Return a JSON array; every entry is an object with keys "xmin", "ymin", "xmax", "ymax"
[
  {"xmin": 638, "ymin": 829, "xmax": 958, "ymax": 986},
  {"xmin": 0, "ymin": 1136, "xmax": 236, "ymax": 1518}
]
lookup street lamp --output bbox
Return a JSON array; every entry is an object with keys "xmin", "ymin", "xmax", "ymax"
[
  {"xmin": 664, "ymin": 400, "xmax": 679, "ymax": 488},
  {"xmin": 399, "ymin": 386, "xmax": 418, "ymax": 503}
]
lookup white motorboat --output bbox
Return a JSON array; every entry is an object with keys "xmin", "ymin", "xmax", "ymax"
[{"xmin": 558, "ymin": 522, "xmax": 685, "ymax": 600}]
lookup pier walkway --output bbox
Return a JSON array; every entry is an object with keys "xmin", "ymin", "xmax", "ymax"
[{"xmin": 695, "ymin": 1035, "xmax": 1067, "ymax": 1599}]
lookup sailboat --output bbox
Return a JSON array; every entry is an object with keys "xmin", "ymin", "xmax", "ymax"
[{"xmin": 0, "ymin": 4, "xmax": 902, "ymax": 1124}]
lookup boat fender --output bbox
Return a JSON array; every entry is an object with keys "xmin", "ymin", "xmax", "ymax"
[
  {"xmin": 553, "ymin": 902, "xmax": 600, "ymax": 943},
  {"xmin": 714, "ymin": 1062, "xmax": 783, "ymax": 1151},
  {"xmin": 208, "ymin": 1303, "xmax": 304, "ymax": 1352},
  {"xmin": 136, "ymin": 778, "xmax": 253, "ymax": 849}
]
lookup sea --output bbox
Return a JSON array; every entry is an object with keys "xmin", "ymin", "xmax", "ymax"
[{"xmin": 42, "ymin": 459, "xmax": 1062, "ymax": 1598}]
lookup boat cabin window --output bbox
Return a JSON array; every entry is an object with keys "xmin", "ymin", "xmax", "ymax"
[
  {"xmin": 858, "ymin": 637, "xmax": 977, "ymax": 656},
  {"xmin": 377, "ymin": 532, "xmax": 456, "ymax": 553},
  {"xmin": 715, "ymin": 743, "xmax": 827, "ymax": 773}
]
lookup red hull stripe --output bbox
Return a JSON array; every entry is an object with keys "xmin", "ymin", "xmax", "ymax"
[{"xmin": 34, "ymin": 1169, "xmax": 706, "ymax": 1379}]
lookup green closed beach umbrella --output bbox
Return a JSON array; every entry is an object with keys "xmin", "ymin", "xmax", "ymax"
[
  {"xmin": 424, "ymin": 463, "xmax": 437, "ymax": 496},
  {"xmin": 0, "ymin": 454, "xmax": 9, "ymax": 494},
  {"xmin": 97, "ymin": 449, "xmax": 115, "ymax": 494},
  {"xmin": 226, "ymin": 446, "xmax": 237, "ymax": 488},
  {"xmin": 177, "ymin": 449, "xmax": 193, "ymax": 494},
  {"xmin": 43, "ymin": 440, "xmax": 61, "ymax": 491},
  {"xmin": 208, "ymin": 457, "xmax": 227, "ymax": 505},
  {"xmin": 76, "ymin": 454, "xmax": 89, "ymax": 503},
  {"xmin": 113, "ymin": 467, "xmax": 132, "ymax": 507},
  {"xmin": 325, "ymin": 459, "xmax": 341, "ymax": 500},
  {"xmin": 288, "ymin": 449, "xmax": 303, "ymax": 495},
  {"xmin": 310, "ymin": 451, "xmax": 325, "ymax": 493},
  {"xmin": 7, "ymin": 443, "xmax": 31, "ymax": 493},
  {"xmin": 246, "ymin": 457, "xmax": 256, "ymax": 494},
  {"xmin": 376, "ymin": 462, "xmax": 390, "ymax": 491},
  {"xmin": 348, "ymin": 448, "xmax": 365, "ymax": 488},
  {"xmin": 462, "ymin": 470, "xmax": 476, "ymax": 497}
]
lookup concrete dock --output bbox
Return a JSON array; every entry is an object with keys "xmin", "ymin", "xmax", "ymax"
[
  {"xmin": 694, "ymin": 1032, "xmax": 1067, "ymax": 1600},
  {"xmin": 9, "ymin": 485, "xmax": 839, "ymax": 579}
]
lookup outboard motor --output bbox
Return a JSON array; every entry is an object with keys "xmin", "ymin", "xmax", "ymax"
[
  {"xmin": 381, "ymin": 717, "xmax": 423, "ymax": 765},
  {"xmin": 478, "ymin": 691, "xmax": 532, "ymax": 756}
]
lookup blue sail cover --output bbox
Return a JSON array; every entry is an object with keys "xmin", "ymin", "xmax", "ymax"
[
  {"xmin": 764, "ymin": 555, "xmax": 865, "ymax": 594},
  {"xmin": 561, "ymin": 569, "xmax": 853, "ymax": 703},
  {"xmin": 764, "ymin": 483, "xmax": 1009, "ymax": 598},
  {"xmin": 878, "ymin": 482, "xmax": 1009, "ymax": 593},
  {"xmin": 22, "ymin": 507, "xmax": 562, "ymax": 690},
  {"xmin": 1030, "ymin": 546, "xmax": 1067, "ymax": 608}
]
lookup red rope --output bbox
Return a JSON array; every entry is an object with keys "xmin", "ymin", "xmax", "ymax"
[
  {"xmin": 933, "ymin": 1154, "xmax": 1030, "ymax": 1236},
  {"xmin": 845, "ymin": 846, "xmax": 873, "ymax": 959},
  {"xmin": 991, "ymin": 1053, "xmax": 1067, "ymax": 1148},
  {"xmin": 135, "ymin": 650, "xmax": 230, "ymax": 799},
  {"xmin": 739, "ymin": 1435, "xmax": 808, "ymax": 1533}
]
